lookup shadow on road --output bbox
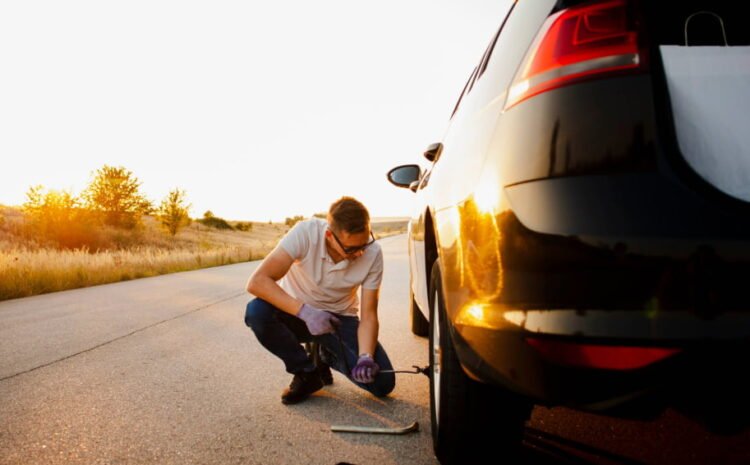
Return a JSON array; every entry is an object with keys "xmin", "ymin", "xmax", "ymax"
[{"xmin": 523, "ymin": 427, "xmax": 647, "ymax": 465}]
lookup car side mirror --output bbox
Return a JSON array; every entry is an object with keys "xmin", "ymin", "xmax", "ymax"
[
  {"xmin": 424, "ymin": 142, "xmax": 443, "ymax": 162},
  {"xmin": 387, "ymin": 164, "xmax": 422, "ymax": 190}
]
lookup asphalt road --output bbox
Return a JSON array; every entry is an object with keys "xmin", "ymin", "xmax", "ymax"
[
  {"xmin": 2, "ymin": 234, "xmax": 748, "ymax": 465},
  {"xmin": 0, "ymin": 235, "xmax": 435, "ymax": 465}
]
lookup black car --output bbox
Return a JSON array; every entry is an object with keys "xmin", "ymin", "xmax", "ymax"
[{"xmin": 388, "ymin": 0, "xmax": 750, "ymax": 463}]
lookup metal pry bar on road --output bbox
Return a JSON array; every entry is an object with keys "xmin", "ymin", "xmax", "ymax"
[
  {"xmin": 379, "ymin": 365, "xmax": 430, "ymax": 376},
  {"xmin": 331, "ymin": 421, "xmax": 419, "ymax": 435}
]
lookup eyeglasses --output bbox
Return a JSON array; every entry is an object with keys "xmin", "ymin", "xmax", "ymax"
[{"xmin": 329, "ymin": 229, "xmax": 376, "ymax": 254}]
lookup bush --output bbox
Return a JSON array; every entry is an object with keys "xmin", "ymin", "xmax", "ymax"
[
  {"xmin": 197, "ymin": 216, "xmax": 234, "ymax": 230},
  {"xmin": 22, "ymin": 186, "xmax": 103, "ymax": 249},
  {"xmin": 285, "ymin": 215, "xmax": 305, "ymax": 227},
  {"xmin": 234, "ymin": 221, "xmax": 253, "ymax": 232}
]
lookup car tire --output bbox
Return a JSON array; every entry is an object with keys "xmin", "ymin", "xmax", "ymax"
[
  {"xmin": 410, "ymin": 289, "xmax": 429, "ymax": 337},
  {"xmin": 429, "ymin": 261, "xmax": 531, "ymax": 464}
]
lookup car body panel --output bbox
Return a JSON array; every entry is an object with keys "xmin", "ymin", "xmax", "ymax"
[{"xmin": 392, "ymin": 0, "xmax": 750, "ymax": 417}]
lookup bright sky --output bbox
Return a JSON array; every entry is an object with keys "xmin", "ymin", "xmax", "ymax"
[{"xmin": 0, "ymin": 0, "xmax": 511, "ymax": 222}]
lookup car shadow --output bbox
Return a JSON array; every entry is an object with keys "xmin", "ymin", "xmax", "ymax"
[{"xmin": 522, "ymin": 427, "xmax": 647, "ymax": 465}]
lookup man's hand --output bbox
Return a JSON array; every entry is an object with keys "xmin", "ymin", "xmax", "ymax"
[
  {"xmin": 351, "ymin": 354, "xmax": 380, "ymax": 384},
  {"xmin": 297, "ymin": 303, "xmax": 341, "ymax": 335}
]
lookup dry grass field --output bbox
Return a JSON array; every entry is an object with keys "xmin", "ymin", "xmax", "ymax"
[{"xmin": 0, "ymin": 205, "xmax": 406, "ymax": 301}]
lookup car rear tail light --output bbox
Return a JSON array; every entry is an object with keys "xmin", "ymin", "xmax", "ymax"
[
  {"xmin": 506, "ymin": 0, "xmax": 645, "ymax": 109},
  {"xmin": 525, "ymin": 337, "xmax": 680, "ymax": 370}
]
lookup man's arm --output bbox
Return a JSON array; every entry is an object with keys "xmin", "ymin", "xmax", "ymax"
[
  {"xmin": 245, "ymin": 247, "xmax": 303, "ymax": 316},
  {"xmin": 357, "ymin": 287, "xmax": 380, "ymax": 357}
]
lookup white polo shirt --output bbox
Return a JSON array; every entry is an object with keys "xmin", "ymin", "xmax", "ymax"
[{"xmin": 277, "ymin": 218, "xmax": 383, "ymax": 316}]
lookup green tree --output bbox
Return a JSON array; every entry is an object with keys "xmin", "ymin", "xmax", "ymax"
[
  {"xmin": 157, "ymin": 188, "xmax": 191, "ymax": 236},
  {"xmin": 22, "ymin": 185, "xmax": 95, "ymax": 248},
  {"xmin": 23, "ymin": 185, "xmax": 78, "ymax": 228},
  {"xmin": 82, "ymin": 165, "xmax": 152, "ymax": 229}
]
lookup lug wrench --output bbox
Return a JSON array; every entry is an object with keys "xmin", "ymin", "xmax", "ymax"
[
  {"xmin": 331, "ymin": 421, "xmax": 419, "ymax": 435},
  {"xmin": 379, "ymin": 365, "xmax": 430, "ymax": 377},
  {"xmin": 330, "ymin": 365, "xmax": 430, "ymax": 435},
  {"xmin": 325, "ymin": 333, "xmax": 429, "ymax": 434}
]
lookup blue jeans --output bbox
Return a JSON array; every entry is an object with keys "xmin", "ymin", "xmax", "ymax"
[{"xmin": 244, "ymin": 298, "xmax": 395, "ymax": 397}]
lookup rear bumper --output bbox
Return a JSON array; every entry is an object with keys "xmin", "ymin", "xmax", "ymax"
[
  {"xmin": 451, "ymin": 305, "xmax": 750, "ymax": 407},
  {"xmin": 453, "ymin": 320, "xmax": 750, "ymax": 435}
]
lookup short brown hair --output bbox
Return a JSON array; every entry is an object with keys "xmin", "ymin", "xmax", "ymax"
[{"xmin": 328, "ymin": 196, "xmax": 370, "ymax": 233}]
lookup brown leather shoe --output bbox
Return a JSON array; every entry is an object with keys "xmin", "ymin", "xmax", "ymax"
[{"xmin": 281, "ymin": 370, "xmax": 324, "ymax": 405}]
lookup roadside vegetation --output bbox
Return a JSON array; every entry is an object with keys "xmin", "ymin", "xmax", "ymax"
[
  {"xmin": 0, "ymin": 204, "xmax": 287, "ymax": 301},
  {"xmin": 0, "ymin": 165, "xmax": 407, "ymax": 301}
]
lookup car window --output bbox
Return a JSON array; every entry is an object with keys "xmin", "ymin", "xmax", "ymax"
[
  {"xmin": 450, "ymin": 66, "xmax": 478, "ymax": 119},
  {"xmin": 476, "ymin": 2, "xmax": 517, "ymax": 80},
  {"xmin": 472, "ymin": 0, "xmax": 557, "ymax": 103},
  {"xmin": 451, "ymin": 0, "xmax": 555, "ymax": 118}
]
